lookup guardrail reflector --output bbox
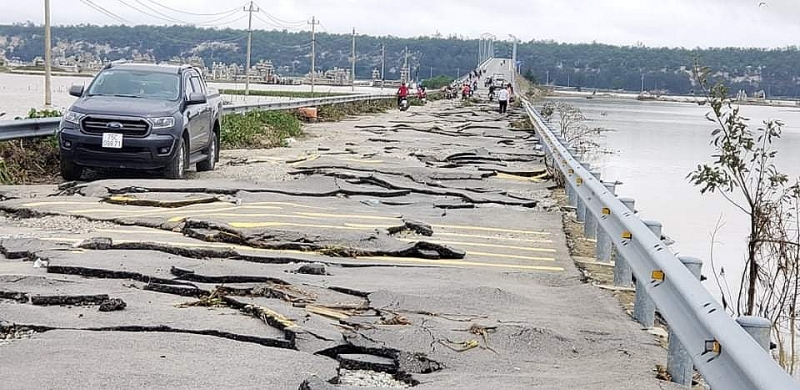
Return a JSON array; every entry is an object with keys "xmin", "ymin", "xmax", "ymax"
[
  {"xmin": 602, "ymin": 207, "xmax": 611, "ymax": 215},
  {"xmin": 576, "ymin": 178, "xmax": 583, "ymax": 185},
  {"xmin": 621, "ymin": 231, "xmax": 632, "ymax": 239},
  {"xmin": 704, "ymin": 340, "xmax": 721, "ymax": 354},
  {"xmin": 651, "ymin": 270, "xmax": 665, "ymax": 281},
  {"xmin": 568, "ymin": 169, "xmax": 574, "ymax": 174}
]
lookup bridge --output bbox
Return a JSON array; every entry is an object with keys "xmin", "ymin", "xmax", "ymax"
[{"xmin": 0, "ymin": 58, "xmax": 795, "ymax": 389}]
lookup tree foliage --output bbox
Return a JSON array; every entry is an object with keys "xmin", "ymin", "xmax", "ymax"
[{"xmin": 3, "ymin": 25, "xmax": 800, "ymax": 96}]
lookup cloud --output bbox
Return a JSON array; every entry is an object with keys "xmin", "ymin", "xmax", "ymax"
[{"xmin": 0, "ymin": 0, "xmax": 798, "ymax": 48}]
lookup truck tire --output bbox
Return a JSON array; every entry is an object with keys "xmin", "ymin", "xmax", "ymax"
[
  {"xmin": 60, "ymin": 157, "xmax": 83, "ymax": 181},
  {"xmin": 196, "ymin": 131, "xmax": 218, "ymax": 172},
  {"xmin": 164, "ymin": 137, "xmax": 187, "ymax": 179}
]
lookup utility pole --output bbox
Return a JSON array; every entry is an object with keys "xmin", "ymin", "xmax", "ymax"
[
  {"xmin": 44, "ymin": 0, "xmax": 52, "ymax": 107},
  {"xmin": 243, "ymin": 1, "xmax": 258, "ymax": 96},
  {"xmin": 350, "ymin": 28, "xmax": 356, "ymax": 92},
  {"xmin": 380, "ymin": 43, "xmax": 385, "ymax": 91},
  {"xmin": 510, "ymin": 37, "xmax": 517, "ymax": 87},
  {"xmin": 430, "ymin": 66, "xmax": 433, "ymax": 79},
  {"xmin": 309, "ymin": 16, "xmax": 319, "ymax": 94},
  {"xmin": 456, "ymin": 67, "xmax": 460, "ymax": 78},
  {"xmin": 403, "ymin": 46, "xmax": 408, "ymax": 83},
  {"xmin": 641, "ymin": 74, "xmax": 645, "ymax": 92},
  {"xmin": 546, "ymin": 70, "xmax": 549, "ymax": 85}
]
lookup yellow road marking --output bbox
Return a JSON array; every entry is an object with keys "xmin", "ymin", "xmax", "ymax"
[
  {"xmin": 296, "ymin": 212, "xmax": 401, "ymax": 221},
  {"xmin": 344, "ymin": 223, "xmax": 400, "ymax": 229},
  {"xmin": 432, "ymin": 224, "xmax": 551, "ymax": 236},
  {"xmin": 337, "ymin": 158, "xmax": 384, "ymax": 164},
  {"xmin": 467, "ymin": 251, "xmax": 555, "ymax": 262},
  {"xmin": 495, "ymin": 172, "xmax": 546, "ymax": 182},
  {"xmin": 247, "ymin": 201, "xmax": 332, "ymax": 210},
  {"xmin": 39, "ymin": 237, "xmax": 563, "ymax": 271},
  {"xmin": 289, "ymin": 154, "xmax": 319, "ymax": 166},
  {"xmin": 397, "ymin": 239, "xmax": 556, "ymax": 253},
  {"xmin": 433, "ymin": 232, "xmax": 553, "ymax": 244},
  {"xmin": 229, "ymin": 221, "xmax": 371, "ymax": 230},
  {"xmin": 96, "ymin": 228, "xmax": 182, "ymax": 235},
  {"xmin": 357, "ymin": 256, "xmax": 563, "ymax": 271},
  {"xmin": 23, "ymin": 201, "xmax": 99, "ymax": 207}
]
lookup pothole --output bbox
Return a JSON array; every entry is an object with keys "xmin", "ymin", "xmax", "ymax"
[
  {"xmin": 337, "ymin": 369, "xmax": 411, "ymax": 388},
  {"xmin": 0, "ymin": 325, "xmax": 37, "ymax": 346}
]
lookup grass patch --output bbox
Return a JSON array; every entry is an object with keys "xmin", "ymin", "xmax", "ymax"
[
  {"xmin": 317, "ymin": 98, "xmax": 395, "ymax": 121},
  {"xmin": 0, "ymin": 108, "xmax": 62, "ymax": 184},
  {"xmin": 218, "ymin": 89, "xmax": 352, "ymax": 99},
  {"xmin": 221, "ymin": 110, "xmax": 302, "ymax": 149}
]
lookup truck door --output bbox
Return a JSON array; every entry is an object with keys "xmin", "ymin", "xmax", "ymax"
[{"xmin": 185, "ymin": 70, "xmax": 210, "ymax": 153}]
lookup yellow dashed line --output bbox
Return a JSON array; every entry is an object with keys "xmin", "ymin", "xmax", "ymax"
[
  {"xmin": 39, "ymin": 237, "xmax": 562, "ymax": 271},
  {"xmin": 466, "ymin": 251, "xmax": 555, "ymax": 262},
  {"xmin": 343, "ymin": 223, "xmax": 400, "ymax": 229},
  {"xmin": 433, "ymin": 232, "xmax": 553, "ymax": 244},
  {"xmin": 229, "ymin": 221, "xmax": 369, "ymax": 230},
  {"xmin": 495, "ymin": 172, "xmax": 546, "ymax": 182},
  {"xmin": 295, "ymin": 212, "xmax": 401, "ymax": 221},
  {"xmin": 23, "ymin": 201, "xmax": 99, "ymax": 207},
  {"xmin": 95, "ymin": 228, "xmax": 182, "ymax": 235},
  {"xmin": 397, "ymin": 239, "xmax": 556, "ymax": 253},
  {"xmin": 337, "ymin": 158, "xmax": 384, "ymax": 164},
  {"xmin": 432, "ymin": 224, "xmax": 551, "ymax": 236},
  {"xmin": 247, "ymin": 201, "xmax": 332, "ymax": 210},
  {"xmin": 357, "ymin": 256, "xmax": 563, "ymax": 271}
]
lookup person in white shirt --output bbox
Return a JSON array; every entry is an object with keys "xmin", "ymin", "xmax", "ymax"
[{"xmin": 497, "ymin": 87, "xmax": 509, "ymax": 113}]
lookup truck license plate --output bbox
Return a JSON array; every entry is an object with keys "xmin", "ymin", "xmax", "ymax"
[{"xmin": 102, "ymin": 133, "xmax": 123, "ymax": 149}]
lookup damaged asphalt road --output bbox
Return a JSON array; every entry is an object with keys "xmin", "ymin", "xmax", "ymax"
[{"xmin": 0, "ymin": 96, "xmax": 681, "ymax": 389}]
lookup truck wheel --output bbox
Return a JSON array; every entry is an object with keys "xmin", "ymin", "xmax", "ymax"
[
  {"xmin": 60, "ymin": 157, "xmax": 83, "ymax": 181},
  {"xmin": 164, "ymin": 137, "xmax": 187, "ymax": 179},
  {"xmin": 196, "ymin": 132, "xmax": 218, "ymax": 172}
]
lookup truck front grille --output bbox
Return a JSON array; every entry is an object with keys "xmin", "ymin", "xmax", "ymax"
[{"xmin": 82, "ymin": 117, "xmax": 150, "ymax": 137}]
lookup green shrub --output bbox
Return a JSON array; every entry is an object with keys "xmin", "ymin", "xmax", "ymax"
[
  {"xmin": 221, "ymin": 110, "xmax": 302, "ymax": 148},
  {"xmin": 218, "ymin": 89, "xmax": 351, "ymax": 99}
]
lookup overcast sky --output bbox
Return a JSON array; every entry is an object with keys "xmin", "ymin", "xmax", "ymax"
[{"xmin": 0, "ymin": 0, "xmax": 797, "ymax": 48}]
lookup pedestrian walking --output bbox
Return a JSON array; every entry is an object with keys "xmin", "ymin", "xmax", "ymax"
[{"xmin": 497, "ymin": 85, "xmax": 509, "ymax": 113}]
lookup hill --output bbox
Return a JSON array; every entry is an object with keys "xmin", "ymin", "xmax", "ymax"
[{"xmin": 1, "ymin": 23, "xmax": 799, "ymax": 97}]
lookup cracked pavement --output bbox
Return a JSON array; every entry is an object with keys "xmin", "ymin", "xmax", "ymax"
[{"xmin": 0, "ymin": 71, "xmax": 680, "ymax": 389}]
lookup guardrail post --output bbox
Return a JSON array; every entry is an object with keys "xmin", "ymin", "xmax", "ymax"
[
  {"xmin": 565, "ymin": 148, "xmax": 578, "ymax": 205},
  {"xmin": 613, "ymin": 197, "xmax": 636, "ymax": 287},
  {"xmin": 667, "ymin": 255, "xmax": 703, "ymax": 386},
  {"xmin": 595, "ymin": 181, "xmax": 617, "ymax": 262},
  {"xmin": 736, "ymin": 316, "xmax": 772, "ymax": 351},
  {"xmin": 575, "ymin": 162, "xmax": 591, "ymax": 222},
  {"xmin": 583, "ymin": 169, "xmax": 602, "ymax": 239},
  {"xmin": 633, "ymin": 220, "xmax": 662, "ymax": 328}
]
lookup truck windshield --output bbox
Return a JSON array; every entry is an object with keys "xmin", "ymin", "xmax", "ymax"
[{"xmin": 87, "ymin": 69, "xmax": 181, "ymax": 101}]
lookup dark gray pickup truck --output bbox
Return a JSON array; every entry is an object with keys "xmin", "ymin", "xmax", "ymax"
[{"xmin": 58, "ymin": 62, "xmax": 222, "ymax": 179}]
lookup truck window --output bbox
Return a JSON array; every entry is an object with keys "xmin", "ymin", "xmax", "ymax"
[
  {"xmin": 87, "ymin": 69, "xmax": 180, "ymax": 101},
  {"xmin": 189, "ymin": 77, "xmax": 204, "ymax": 96}
]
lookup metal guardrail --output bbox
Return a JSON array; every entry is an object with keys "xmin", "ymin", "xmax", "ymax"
[
  {"xmin": 0, "ymin": 93, "xmax": 394, "ymax": 142},
  {"xmin": 519, "ymin": 96, "xmax": 799, "ymax": 389}
]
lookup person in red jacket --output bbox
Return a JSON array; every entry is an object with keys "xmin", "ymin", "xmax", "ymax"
[{"xmin": 396, "ymin": 82, "xmax": 409, "ymax": 107}]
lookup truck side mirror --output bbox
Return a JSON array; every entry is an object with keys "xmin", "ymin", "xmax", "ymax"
[
  {"xmin": 69, "ymin": 85, "xmax": 84, "ymax": 97},
  {"xmin": 187, "ymin": 92, "xmax": 207, "ymax": 105}
]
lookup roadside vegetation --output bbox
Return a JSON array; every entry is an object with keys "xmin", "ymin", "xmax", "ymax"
[
  {"xmin": 221, "ymin": 110, "xmax": 302, "ymax": 148},
  {"xmin": 422, "ymin": 75, "xmax": 454, "ymax": 89},
  {"xmin": 0, "ymin": 108, "xmax": 61, "ymax": 185},
  {"xmin": 218, "ymin": 89, "xmax": 351, "ymax": 99},
  {"xmin": 689, "ymin": 60, "xmax": 800, "ymax": 372}
]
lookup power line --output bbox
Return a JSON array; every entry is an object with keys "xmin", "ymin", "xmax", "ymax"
[
  {"xmin": 134, "ymin": 0, "xmax": 247, "ymax": 26},
  {"xmin": 144, "ymin": 0, "xmax": 246, "ymax": 16},
  {"xmin": 80, "ymin": 0, "xmax": 134, "ymax": 24},
  {"xmin": 258, "ymin": 10, "xmax": 306, "ymax": 27},
  {"xmin": 252, "ymin": 13, "xmax": 303, "ymax": 31}
]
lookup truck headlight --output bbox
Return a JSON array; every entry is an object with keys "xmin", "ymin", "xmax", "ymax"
[
  {"xmin": 63, "ymin": 110, "xmax": 85, "ymax": 125},
  {"xmin": 150, "ymin": 117, "xmax": 175, "ymax": 129}
]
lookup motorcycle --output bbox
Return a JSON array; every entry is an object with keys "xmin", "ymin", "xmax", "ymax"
[
  {"xmin": 488, "ymin": 91, "xmax": 495, "ymax": 101},
  {"xmin": 398, "ymin": 97, "xmax": 410, "ymax": 111}
]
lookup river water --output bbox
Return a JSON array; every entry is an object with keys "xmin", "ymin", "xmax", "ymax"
[
  {"xmin": 0, "ymin": 73, "xmax": 384, "ymax": 119},
  {"xmin": 558, "ymin": 96, "xmax": 800, "ymax": 303}
]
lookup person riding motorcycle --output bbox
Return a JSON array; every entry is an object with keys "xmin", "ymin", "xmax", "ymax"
[
  {"xmin": 397, "ymin": 82, "xmax": 409, "ymax": 107},
  {"xmin": 488, "ymin": 85, "xmax": 496, "ymax": 101},
  {"xmin": 417, "ymin": 86, "xmax": 427, "ymax": 102}
]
